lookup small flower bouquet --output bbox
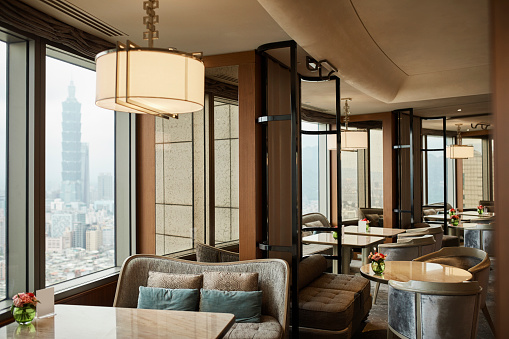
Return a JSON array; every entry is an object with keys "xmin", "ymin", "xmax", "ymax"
[
  {"xmin": 451, "ymin": 214, "xmax": 460, "ymax": 226},
  {"xmin": 449, "ymin": 208, "xmax": 456, "ymax": 216},
  {"xmin": 361, "ymin": 218, "xmax": 370, "ymax": 232},
  {"xmin": 11, "ymin": 292, "xmax": 40, "ymax": 325},
  {"xmin": 368, "ymin": 252, "xmax": 386, "ymax": 274},
  {"xmin": 477, "ymin": 205, "xmax": 484, "ymax": 215}
]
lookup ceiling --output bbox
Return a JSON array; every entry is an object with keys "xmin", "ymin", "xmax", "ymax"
[{"xmin": 22, "ymin": 0, "xmax": 492, "ymax": 131}]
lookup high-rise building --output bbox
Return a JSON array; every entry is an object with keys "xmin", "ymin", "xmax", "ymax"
[
  {"xmin": 50, "ymin": 213, "xmax": 73, "ymax": 238},
  {"xmin": 72, "ymin": 223, "xmax": 89, "ymax": 249},
  {"xmin": 61, "ymin": 81, "xmax": 87, "ymax": 204},
  {"xmin": 81, "ymin": 143, "xmax": 90, "ymax": 206},
  {"xmin": 86, "ymin": 227, "xmax": 103, "ymax": 251},
  {"xmin": 98, "ymin": 173, "xmax": 113, "ymax": 200}
]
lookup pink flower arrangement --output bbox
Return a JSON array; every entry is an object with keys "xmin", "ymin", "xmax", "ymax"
[
  {"xmin": 12, "ymin": 293, "xmax": 39, "ymax": 309},
  {"xmin": 451, "ymin": 214, "xmax": 460, "ymax": 220},
  {"xmin": 368, "ymin": 252, "xmax": 387, "ymax": 262},
  {"xmin": 477, "ymin": 205, "xmax": 484, "ymax": 210},
  {"xmin": 361, "ymin": 218, "xmax": 370, "ymax": 224}
]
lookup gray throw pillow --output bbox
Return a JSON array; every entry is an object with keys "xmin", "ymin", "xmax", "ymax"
[
  {"xmin": 199, "ymin": 289, "xmax": 262, "ymax": 323},
  {"xmin": 137, "ymin": 286, "xmax": 199, "ymax": 311}
]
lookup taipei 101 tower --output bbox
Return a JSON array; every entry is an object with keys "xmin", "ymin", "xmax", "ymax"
[{"xmin": 61, "ymin": 81, "xmax": 88, "ymax": 204}]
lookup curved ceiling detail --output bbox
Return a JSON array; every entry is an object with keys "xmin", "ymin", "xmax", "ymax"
[{"xmin": 257, "ymin": 0, "xmax": 490, "ymax": 104}]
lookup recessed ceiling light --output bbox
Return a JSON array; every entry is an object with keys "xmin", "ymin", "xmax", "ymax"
[{"xmin": 457, "ymin": 109, "xmax": 462, "ymax": 112}]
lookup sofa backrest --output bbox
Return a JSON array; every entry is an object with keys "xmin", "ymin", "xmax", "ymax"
[
  {"xmin": 114, "ymin": 255, "xmax": 289, "ymax": 331},
  {"xmin": 302, "ymin": 213, "xmax": 331, "ymax": 228}
]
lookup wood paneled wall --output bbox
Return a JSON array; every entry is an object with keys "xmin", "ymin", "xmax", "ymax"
[{"xmin": 493, "ymin": 0, "xmax": 509, "ymax": 336}]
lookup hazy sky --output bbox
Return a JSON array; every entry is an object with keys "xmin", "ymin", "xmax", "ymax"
[
  {"xmin": 46, "ymin": 56, "xmax": 114, "ymax": 192},
  {"xmin": 0, "ymin": 42, "xmax": 7, "ymax": 193}
]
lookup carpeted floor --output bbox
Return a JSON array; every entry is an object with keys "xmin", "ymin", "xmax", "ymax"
[{"xmin": 348, "ymin": 259, "xmax": 496, "ymax": 339}]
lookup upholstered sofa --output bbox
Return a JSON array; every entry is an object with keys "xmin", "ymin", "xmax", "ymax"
[
  {"xmin": 292, "ymin": 254, "xmax": 372, "ymax": 338},
  {"xmin": 114, "ymin": 255, "xmax": 289, "ymax": 339}
]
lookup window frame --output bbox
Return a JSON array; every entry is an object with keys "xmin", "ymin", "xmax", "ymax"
[{"xmin": 0, "ymin": 26, "xmax": 135, "ymax": 317}]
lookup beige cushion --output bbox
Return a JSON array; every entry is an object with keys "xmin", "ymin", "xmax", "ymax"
[
  {"xmin": 298, "ymin": 254, "xmax": 327, "ymax": 291},
  {"xmin": 147, "ymin": 271, "xmax": 203, "ymax": 289},
  {"xmin": 308, "ymin": 273, "xmax": 371, "ymax": 305},
  {"xmin": 297, "ymin": 287, "xmax": 356, "ymax": 331},
  {"xmin": 224, "ymin": 315, "xmax": 282, "ymax": 339},
  {"xmin": 203, "ymin": 271, "xmax": 258, "ymax": 291}
]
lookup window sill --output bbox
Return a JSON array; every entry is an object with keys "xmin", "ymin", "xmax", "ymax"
[{"xmin": 0, "ymin": 268, "xmax": 120, "ymax": 325}]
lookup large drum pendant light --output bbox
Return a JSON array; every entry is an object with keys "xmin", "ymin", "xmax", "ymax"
[
  {"xmin": 446, "ymin": 124, "xmax": 474, "ymax": 159},
  {"xmin": 95, "ymin": 0, "xmax": 204, "ymax": 119}
]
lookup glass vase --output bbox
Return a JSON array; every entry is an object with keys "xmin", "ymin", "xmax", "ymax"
[
  {"xmin": 332, "ymin": 231, "xmax": 337, "ymax": 240},
  {"xmin": 452, "ymin": 219, "xmax": 459, "ymax": 226},
  {"xmin": 12, "ymin": 306, "xmax": 36, "ymax": 325},
  {"xmin": 477, "ymin": 209, "xmax": 483, "ymax": 215},
  {"xmin": 371, "ymin": 260, "xmax": 385, "ymax": 274}
]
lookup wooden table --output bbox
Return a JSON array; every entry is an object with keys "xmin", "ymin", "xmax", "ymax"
[
  {"xmin": 343, "ymin": 226, "xmax": 406, "ymax": 238},
  {"xmin": 0, "ymin": 305, "xmax": 235, "ymax": 339},
  {"xmin": 302, "ymin": 233, "xmax": 385, "ymax": 274},
  {"xmin": 360, "ymin": 261, "xmax": 472, "ymax": 304}
]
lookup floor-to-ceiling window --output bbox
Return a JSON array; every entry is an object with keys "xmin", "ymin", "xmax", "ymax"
[
  {"xmin": 0, "ymin": 40, "xmax": 7, "ymax": 300},
  {"xmin": 302, "ymin": 121, "xmax": 319, "ymax": 214},
  {"xmin": 45, "ymin": 52, "xmax": 115, "ymax": 286},
  {"xmin": 423, "ymin": 135, "xmax": 456, "ymax": 207},
  {"xmin": 369, "ymin": 129, "xmax": 383, "ymax": 208}
]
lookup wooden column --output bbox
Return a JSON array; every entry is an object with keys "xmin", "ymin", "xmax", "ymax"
[
  {"xmin": 136, "ymin": 114, "xmax": 156, "ymax": 254},
  {"xmin": 493, "ymin": 0, "xmax": 509, "ymax": 336}
]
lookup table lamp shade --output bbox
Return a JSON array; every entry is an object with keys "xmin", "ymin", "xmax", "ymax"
[
  {"xmin": 446, "ymin": 144, "xmax": 474, "ymax": 159},
  {"xmin": 95, "ymin": 49, "xmax": 205, "ymax": 115}
]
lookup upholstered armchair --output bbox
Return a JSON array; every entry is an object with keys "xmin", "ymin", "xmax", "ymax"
[
  {"xmin": 399, "ymin": 225, "xmax": 443, "ymax": 250},
  {"xmin": 379, "ymin": 235, "xmax": 436, "ymax": 261},
  {"xmin": 413, "ymin": 246, "xmax": 494, "ymax": 334},
  {"xmin": 388, "ymin": 280, "xmax": 481, "ymax": 339},
  {"xmin": 301, "ymin": 213, "xmax": 334, "ymax": 259},
  {"xmin": 114, "ymin": 255, "xmax": 289, "ymax": 339},
  {"xmin": 464, "ymin": 223, "xmax": 495, "ymax": 256}
]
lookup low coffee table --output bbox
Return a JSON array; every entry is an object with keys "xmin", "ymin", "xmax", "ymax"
[{"xmin": 360, "ymin": 261, "xmax": 472, "ymax": 304}]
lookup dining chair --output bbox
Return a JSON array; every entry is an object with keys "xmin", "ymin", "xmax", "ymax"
[
  {"xmin": 464, "ymin": 223, "xmax": 495, "ymax": 256},
  {"xmin": 388, "ymin": 280, "xmax": 481, "ymax": 339},
  {"xmin": 413, "ymin": 247, "xmax": 494, "ymax": 335}
]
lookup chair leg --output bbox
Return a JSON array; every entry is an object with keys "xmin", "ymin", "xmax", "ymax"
[
  {"xmin": 373, "ymin": 282, "xmax": 380, "ymax": 305},
  {"xmin": 482, "ymin": 305, "xmax": 495, "ymax": 335},
  {"xmin": 387, "ymin": 327, "xmax": 394, "ymax": 339}
]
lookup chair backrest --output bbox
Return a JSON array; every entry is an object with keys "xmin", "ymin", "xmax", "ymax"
[
  {"xmin": 400, "ymin": 225, "xmax": 443, "ymax": 250},
  {"xmin": 388, "ymin": 280, "xmax": 481, "ymax": 339},
  {"xmin": 413, "ymin": 247, "xmax": 490, "ymax": 308},
  {"xmin": 464, "ymin": 224, "xmax": 495, "ymax": 257},
  {"xmin": 114, "ymin": 255, "xmax": 289, "ymax": 333},
  {"xmin": 302, "ymin": 213, "xmax": 331, "ymax": 236},
  {"xmin": 379, "ymin": 235, "xmax": 436, "ymax": 261},
  {"xmin": 195, "ymin": 242, "xmax": 240, "ymax": 262},
  {"xmin": 358, "ymin": 208, "xmax": 383, "ymax": 220}
]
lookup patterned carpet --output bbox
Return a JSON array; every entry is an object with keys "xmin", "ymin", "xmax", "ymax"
[{"xmin": 349, "ymin": 259, "xmax": 496, "ymax": 339}]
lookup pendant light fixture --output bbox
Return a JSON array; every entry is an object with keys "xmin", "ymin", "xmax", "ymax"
[
  {"xmin": 446, "ymin": 124, "xmax": 474, "ymax": 159},
  {"xmin": 95, "ymin": 0, "xmax": 204, "ymax": 119},
  {"xmin": 328, "ymin": 98, "xmax": 368, "ymax": 151}
]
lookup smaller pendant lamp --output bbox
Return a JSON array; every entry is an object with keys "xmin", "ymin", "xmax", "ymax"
[
  {"xmin": 328, "ymin": 98, "xmax": 368, "ymax": 151},
  {"xmin": 446, "ymin": 124, "xmax": 474, "ymax": 159}
]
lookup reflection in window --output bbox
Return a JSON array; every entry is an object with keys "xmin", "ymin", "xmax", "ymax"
[
  {"xmin": 45, "ymin": 55, "xmax": 115, "ymax": 286},
  {"xmin": 302, "ymin": 121, "xmax": 319, "ymax": 214},
  {"xmin": 370, "ymin": 129, "xmax": 383, "ymax": 208},
  {"xmin": 214, "ymin": 100, "xmax": 239, "ymax": 244},
  {"xmin": 462, "ymin": 138, "xmax": 483, "ymax": 208},
  {"xmin": 0, "ymin": 41, "xmax": 7, "ymax": 299}
]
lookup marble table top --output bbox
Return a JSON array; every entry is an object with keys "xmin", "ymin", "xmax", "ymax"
[
  {"xmin": 343, "ymin": 226, "xmax": 406, "ymax": 238},
  {"xmin": 0, "ymin": 305, "xmax": 235, "ymax": 339},
  {"xmin": 360, "ymin": 261, "xmax": 472, "ymax": 285},
  {"xmin": 302, "ymin": 233, "xmax": 386, "ymax": 247}
]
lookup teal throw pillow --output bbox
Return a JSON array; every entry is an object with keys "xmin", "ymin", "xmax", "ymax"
[
  {"xmin": 137, "ymin": 286, "xmax": 199, "ymax": 311},
  {"xmin": 199, "ymin": 289, "xmax": 262, "ymax": 323}
]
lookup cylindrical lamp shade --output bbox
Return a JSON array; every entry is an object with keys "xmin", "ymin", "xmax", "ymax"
[
  {"xmin": 96, "ymin": 48, "xmax": 204, "ymax": 114},
  {"xmin": 327, "ymin": 130, "xmax": 368, "ymax": 151},
  {"xmin": 446, "ymin": 145, "xmax": 474, "ymax": 159}
]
